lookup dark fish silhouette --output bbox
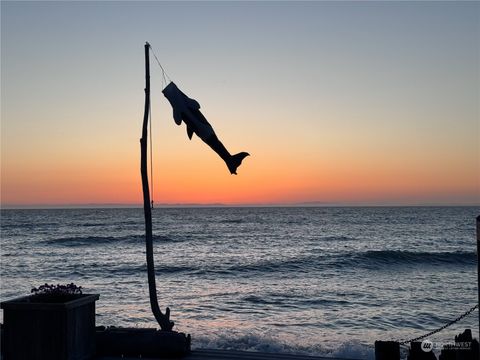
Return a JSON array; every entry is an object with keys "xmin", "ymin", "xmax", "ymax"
[{"xmin": 162, "ymin": 82, "xmax": 249, "ymax": 175}]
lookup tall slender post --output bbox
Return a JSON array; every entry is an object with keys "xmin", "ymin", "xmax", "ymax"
[
  {"xmin": 477, "ymin": 215, "xmax": 480, "ymax": 338},
  {"xmin": 140, "ymin": 42, "xmax": 173, "ymax": 331}
]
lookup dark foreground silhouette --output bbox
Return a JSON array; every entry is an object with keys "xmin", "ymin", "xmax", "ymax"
[{"xmin": 163, "ymin": 82, "xmax": 249, "ymax": 174}]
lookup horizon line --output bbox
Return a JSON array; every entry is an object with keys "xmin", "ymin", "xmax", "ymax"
[{"xmin": 1, "ymin": 201, "xmax": 479, "ymax": 210}]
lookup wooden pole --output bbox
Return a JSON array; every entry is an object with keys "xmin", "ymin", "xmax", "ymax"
[
  {"xmin": 374, "ymin": 341, "xmax": 400, "ymax": 360},
  {"xmin": 477, "ymin": 215, "xmax": 480, "ymax": 339},
  {"xmin": 140, "ymin": 42, "xmax": 173, "ymax": 331}
]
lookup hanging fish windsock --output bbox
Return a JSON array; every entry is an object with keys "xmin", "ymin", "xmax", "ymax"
[{"xmin": 162, "ymin": 82, "xmax": 249, "ymax": 175}]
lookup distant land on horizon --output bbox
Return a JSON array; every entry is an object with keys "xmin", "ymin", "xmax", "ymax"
[{"xmin": 1, "ymin": 201, "xmax": 479, "ymax": 210}]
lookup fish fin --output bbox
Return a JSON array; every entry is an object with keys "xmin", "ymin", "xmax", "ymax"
[
  {"xmin": 187, "ymin": 126, "xmax": 194, "ymax": 140},
  {"xmin": 186, "ymin": 97, "xmax": 200, "ymax": 110},
  {"xmin": 173, "ymin": 109, "xmax": 182, "ymax": 125}
]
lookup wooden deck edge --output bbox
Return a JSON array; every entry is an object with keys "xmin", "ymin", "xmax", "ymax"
[{"xmin": 96, "ymin": 348, "xmax": 363, "ymax": 360}]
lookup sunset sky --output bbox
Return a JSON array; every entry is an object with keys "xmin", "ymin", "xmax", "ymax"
[{"xmin": 1, "ymin": 1, "xmax": 479, "ymax": 207}]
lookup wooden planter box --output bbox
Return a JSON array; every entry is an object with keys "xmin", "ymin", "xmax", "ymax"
[{"xmin": 1, "ymin": 294, "xmax": 99, "ymax": 360}]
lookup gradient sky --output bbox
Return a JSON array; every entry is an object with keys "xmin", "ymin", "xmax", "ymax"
[{"xmin": 1, "ymin": 1, "xmax": 479, "ymax": 206}]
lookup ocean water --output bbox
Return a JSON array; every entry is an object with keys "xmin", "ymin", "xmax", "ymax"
[{"xmin": 0, "ymin": 206, "xmax": 478, "ymax": 359}]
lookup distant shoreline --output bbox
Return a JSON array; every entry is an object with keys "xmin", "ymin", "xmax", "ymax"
[{"xmin": 1, "ymin": 204, "xmax": 479, "ymax": 210}]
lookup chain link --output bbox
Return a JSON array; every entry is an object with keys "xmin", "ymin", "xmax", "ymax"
[{"xmin": 396, "ymin": 304, "xmax": 478, "ymax": 345}]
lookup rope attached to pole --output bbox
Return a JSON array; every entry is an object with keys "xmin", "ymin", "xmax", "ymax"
[
  {"xmin": 146, "ymin": 44, "xmax": 174, "ymax": 209},
  {"xmin": 150, "ymin": 45, "xmax": 172, "ymax": 88}
]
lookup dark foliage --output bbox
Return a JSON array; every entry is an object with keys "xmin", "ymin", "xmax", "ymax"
[{"xmin": 30, "ymin": 283, "xmax": 83, "ymax": 302}]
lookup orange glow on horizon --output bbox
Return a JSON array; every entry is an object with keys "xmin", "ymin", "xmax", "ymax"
[{"xmin": 2, "ymin": 137, "xmax": 478, "ymax": 206}]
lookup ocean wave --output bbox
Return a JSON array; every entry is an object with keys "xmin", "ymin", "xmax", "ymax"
[
  {"xmin": 91, "ymin": 263, "xmax": 197, "ymax": 276},
  {"xmin": 355, "ymin": 250, "xmax": 476, "ymax": 267},
  {"xmin": 1, "ymin": 222, "xmax": 51, "ymax": 230},
  {"xmin": 40, "ymin": 234, "xmax": 476, "ymax": 275},
  {"xmin": 193, "ymin": 250, "xmax": 476, "ymax": 277},
  {"xmin": 43, "ymin": 236, "xmax": 123, "ymax": 246},
  {"xmin": 242, "ymin": 294, "xmax": 350, "ymax": 307},
  {"xmin": 219, "ymin": 219, "xmax": 244, "ymax": 224},
  {"xmin": 128, "ymin": 234, "xmax": 192, "ymax": 243},
  {"xmin": 320, "ymin": 235, "xmax": 356, "ymax": 242},
  {"xmin": 192, "ymin": 331, "xmax": 374, "ymax": 359},
  {"xmin": 44, "ymin": 262, "xmax": 198, "ymax": 278},
  {"xmin": 191, "ymin": 257, "xmax": 323, "ymax": 276},
  {"xmin": 78, "ymin": 222, "xmax": 106, "ymax": 227},
  {"xmin": 43, "ymin": 234, "xmax": 185, "ymax": 247}
]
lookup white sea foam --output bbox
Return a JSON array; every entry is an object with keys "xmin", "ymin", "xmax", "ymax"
[{"xmin": 192, "ymin": 331, "xmax": 375, "ymax": 359}]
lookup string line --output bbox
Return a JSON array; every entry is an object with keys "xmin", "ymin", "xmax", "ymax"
[
  {"xmin": 146, "ymin": 42, "xmax": 173, "ymax": 209},
  {"xmin": 149, "ymin": 97, "xmax": 154, "ymax": 209},
  {"xmin": 150, "ymin": 44, "xmax": 171, "ymax": 86}
]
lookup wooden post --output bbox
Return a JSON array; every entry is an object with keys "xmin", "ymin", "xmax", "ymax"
[
  {"xmin": 375, "ymin": 341, "xmax": 400, "ymax": 360},
  {"xmin": 477, "ymin": 215, "xmax": 480, "ymax": 339},
  {"xmin": 140, "ymin": 42, "xmax": 173, "ymax": 331}
]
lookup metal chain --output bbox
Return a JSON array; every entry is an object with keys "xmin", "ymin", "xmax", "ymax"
[{"xmin": 397, "ymin": 304, "xmax": 478, "ymax": 345}]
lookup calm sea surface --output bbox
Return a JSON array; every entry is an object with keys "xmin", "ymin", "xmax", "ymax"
[{"xmin": 1, "ymin": 207, "xmax": 478, "ymax": 359}]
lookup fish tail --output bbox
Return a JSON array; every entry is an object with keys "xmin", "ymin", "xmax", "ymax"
[{"xmin": 227, "ymin": 152, "xmax": 250, "ymax": 175}]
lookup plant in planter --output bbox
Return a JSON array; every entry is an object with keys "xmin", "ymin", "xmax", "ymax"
[
  {"xmin": 30, "ymin": 282, "xmax": 83, "ymax": 301},
  {"xmin": 1, "ymin": 283, "xmax": 99, "ymax": 360}
]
